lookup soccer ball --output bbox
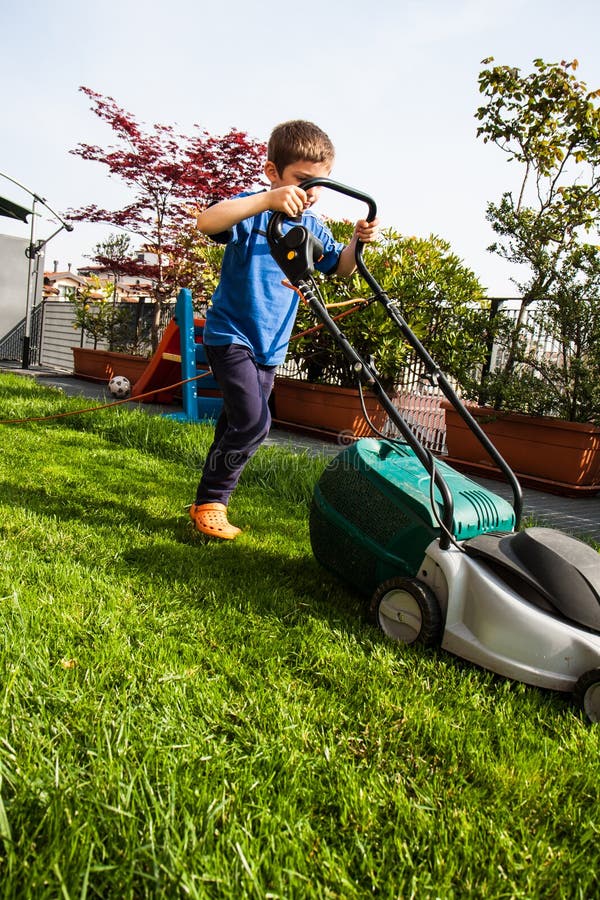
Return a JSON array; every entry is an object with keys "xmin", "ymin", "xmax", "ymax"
[{"xmin": 108, "ymin": 375, "xmax": 131, "ymax": 398}]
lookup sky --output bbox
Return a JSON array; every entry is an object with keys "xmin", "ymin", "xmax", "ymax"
[{"xmin": 2, "ymin": 0, "xmax": 600, "ymax": 296}]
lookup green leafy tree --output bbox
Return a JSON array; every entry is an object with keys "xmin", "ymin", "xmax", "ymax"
[
  {"xmin": 71, "ymin": 276, "xmax": 129, "ymax": 350},
  {"xmin": 475, "ymin": 57, "xmax": 600, "ymax": 420},
  {"xmin": 526, "ymin": 245, "xmax": 600, "ymax": 422},
  {"xmin": 89, "ymin": 233, "xmax": 133, "ymax": 298},
  {"xmin": 86, "ymin": 233, "xmax": 134, "ymax": 349}
]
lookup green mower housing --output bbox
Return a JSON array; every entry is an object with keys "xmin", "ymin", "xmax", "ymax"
[{"xmin": 309, "ymin": 438, "xmax": 516, "ymax": 596}]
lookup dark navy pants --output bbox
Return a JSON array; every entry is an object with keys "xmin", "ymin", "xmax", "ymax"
[{"xmin": 195, "ymin": 344, "xmax": 276, "ymax": 506}]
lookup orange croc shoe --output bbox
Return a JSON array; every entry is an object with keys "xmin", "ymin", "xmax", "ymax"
[{"xmin": 189, "ymin": 502, "xmax": 242, "ymax": 540}]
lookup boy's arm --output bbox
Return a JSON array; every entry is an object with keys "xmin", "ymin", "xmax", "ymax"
[
  {"xmin": 195, "ymin": 186, "xmax": 309, "ymax": 235},
  {"xmin": 335, "ymin": 218, "xmax": 379, "ymax": 277}
]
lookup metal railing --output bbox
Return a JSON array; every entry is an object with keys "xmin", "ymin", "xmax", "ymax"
[{"xmin": 0, "ymin": 304, "xmax": 44, "ymax": 365}]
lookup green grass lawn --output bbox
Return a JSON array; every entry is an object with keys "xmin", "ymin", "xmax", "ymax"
[{"xmin": 0, "ymin": 373, "xmax": 599, "ymax": 899}]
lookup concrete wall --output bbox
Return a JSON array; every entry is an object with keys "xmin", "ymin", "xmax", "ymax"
[{"xmin": 0, "ymin": 234, "xmax": 44, "ymax": 335}]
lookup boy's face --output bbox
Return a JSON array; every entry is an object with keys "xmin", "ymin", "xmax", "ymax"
[{"xmin": 264, "ymin": 159, "xmax": 332, "ymax": 209}]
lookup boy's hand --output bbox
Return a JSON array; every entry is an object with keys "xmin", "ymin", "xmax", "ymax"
[
  {"xmin": 336, "ymin": 217, "xmax": 380, "ymax": 277},
  {"xmin": 353, "ymin": 217, "xmax": 379, "ymax": 243},
  {"xmin": 268, "ymin": 185, "xmax": 308, "ymax": 217}
]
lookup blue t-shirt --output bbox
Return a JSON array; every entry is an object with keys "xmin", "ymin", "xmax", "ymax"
[{"xmin": 203, "ymin": 192, "xmax": 343, "ymax": 366}]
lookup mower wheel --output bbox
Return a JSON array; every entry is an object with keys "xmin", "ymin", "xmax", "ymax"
[
  {"xmin": 573, "ymin": 668, "xmax": 600, "ymax": 723},
  {"xmin": 370, "ymin": 577, "xmax": 443, "ymax": 646}
]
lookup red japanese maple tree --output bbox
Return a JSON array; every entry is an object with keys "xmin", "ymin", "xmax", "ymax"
[{"xmin": 69, "ymin": 86, "xmax": 266, "ymax": 347}]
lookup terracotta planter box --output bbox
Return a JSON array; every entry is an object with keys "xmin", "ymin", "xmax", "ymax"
[
  {"xmin": 272, "ymin": 376, "xmax": 387, "ymax": 439},
  {"xmin": 443, "ymin": 402, "xmax": 600, "ymax": 494},
  {"xmin": 72, "ymin": 347, "xmax": 149, "ymax": 385}
]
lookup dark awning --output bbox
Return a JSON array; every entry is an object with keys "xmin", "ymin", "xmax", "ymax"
[{"xmin": 0, "ymin": 195, "xmax": 31, "ymax": 223}]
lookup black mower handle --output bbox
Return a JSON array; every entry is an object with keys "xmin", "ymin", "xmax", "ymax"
[
  {"xmin": 299, "ymin": 177, "xmax": 377, "ymax": 223},
  {"xmin": 266, "ymin": 177, "xmax": 377, "ymax": 281},
  {"xmin": 267, "ymin": 177, "xmax": 377, "ymax": 237}
]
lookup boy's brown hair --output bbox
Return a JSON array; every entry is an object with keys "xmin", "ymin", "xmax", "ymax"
[{"xmin": 267, "ymin": 120, "xmax": 335, "ymax": 175}]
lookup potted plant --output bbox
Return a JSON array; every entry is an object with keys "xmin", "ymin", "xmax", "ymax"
[
  {"xmin": 443, "ymin": 57, "xmax": 600, "ymax": 493},
  {"xmin": 70, "ymin": 277, "xmax": 151, "ymax": 384},
  {"xmin": 274, "ymin": 221, "xmax": 489, "ymax": 439}
]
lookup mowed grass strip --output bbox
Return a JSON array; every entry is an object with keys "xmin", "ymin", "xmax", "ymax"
[{"xmin": 0, "ymin": 373, "xmax": 599, "ymax": 899}]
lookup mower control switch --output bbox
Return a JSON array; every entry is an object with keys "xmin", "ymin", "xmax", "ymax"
[{"xmin": 270, "ymin": 224, "xmax": 324, "ymax": 286}]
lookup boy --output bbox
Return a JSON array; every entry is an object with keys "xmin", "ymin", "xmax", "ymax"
[{"xmin": 191, "ymin": 119, "xmax": 378, "ymax": 539}]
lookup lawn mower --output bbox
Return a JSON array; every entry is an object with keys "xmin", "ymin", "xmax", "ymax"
[{"xmin": 267, "ymin": 178, "xmax": 600, "ymax": 723}]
